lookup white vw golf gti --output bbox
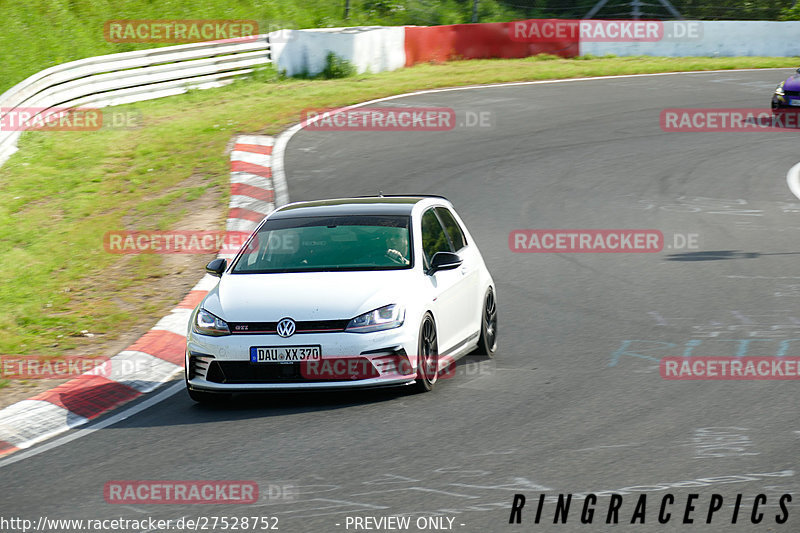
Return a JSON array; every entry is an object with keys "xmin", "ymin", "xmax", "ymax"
[{"xmin": 185, "ymin": 196, "xmax": 497, "ymax": 402}]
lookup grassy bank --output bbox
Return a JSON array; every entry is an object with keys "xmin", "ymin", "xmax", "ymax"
[{"xmin": 0, "ymin": 0, "xmax": 522, "ymax": 95}]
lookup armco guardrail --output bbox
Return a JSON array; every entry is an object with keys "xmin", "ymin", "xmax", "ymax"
[
  {"xmin": 3, "ymin": 20, "xmax": 796, "ymax": 167},
  {"xmin": 0, "ymin": 35, "xmax": 272, "ymax": 166}
]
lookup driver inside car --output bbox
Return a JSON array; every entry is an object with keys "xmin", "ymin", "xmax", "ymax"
[{"xmin": 385, "ymin": 232, "xmax": 410, "ymax": 265}]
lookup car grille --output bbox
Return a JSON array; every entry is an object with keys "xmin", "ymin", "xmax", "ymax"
[
  {"xmin": 228, "ymin": 319, "xmax": 349, "ymax": 335},
  {"xmin": 206, "ymin": 361, "xmax": 308, "ymax": 383},
  {"xmin": 785, "ymin": 90, "xmax": 800, "ymax": 97},
  {"xmin": 204, "ymin": 360, "xmax": 378, "ymax": 383}
]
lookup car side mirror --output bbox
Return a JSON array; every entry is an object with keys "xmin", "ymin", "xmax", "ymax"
[
  {"xmin": 796, "ymin": 68, "xmax": 800, "ymax": 75},
  {"xmin": 206, "ymin": 258, "xmax": 227, "ymax": 277},
  {"xmin": 428, "ymin": 252, "xmax": 462, "ymax": 275}
]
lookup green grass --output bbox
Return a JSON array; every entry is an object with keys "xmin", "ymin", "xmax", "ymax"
[
  {"xmin": 0, "ymin": 0, "xmax": 520, "ymax": 95},
  {"xmin": 1, "ymin": 55, "xmax": 794, "ymax": 362}
]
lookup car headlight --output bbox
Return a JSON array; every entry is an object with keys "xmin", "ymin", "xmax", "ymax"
[
  {"xmin": 346, "ymin": 304, "xmax": 405, "ymax": 333},
  {"xmin": 776, "ymin": 82, "xmax": 785, "ymax": 96},
  {"xmin": 193, "ymin": 309, "xmax": 230, "ymax": 336}
]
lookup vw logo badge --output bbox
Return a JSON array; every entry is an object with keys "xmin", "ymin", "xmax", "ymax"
[{"xmin": 276, "ymin": 318, "xmax": 296, "ymax": 338}]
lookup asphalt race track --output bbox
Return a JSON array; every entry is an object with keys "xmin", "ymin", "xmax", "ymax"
[{"xmin": 3, "ymin": 69, "xmax": 800, "ymax": 532}]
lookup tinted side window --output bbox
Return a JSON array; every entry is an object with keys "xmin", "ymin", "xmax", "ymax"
[
  {"xmin": 435, "ymin": 207, "xmax": 467, "ymax": 251},
  {"xmin": 421, "ymin": 209, "xmax": 452, "ymax": 264}
]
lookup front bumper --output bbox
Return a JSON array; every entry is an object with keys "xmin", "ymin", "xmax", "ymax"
[
  {"xmin": 772, "ymin": 94, "xmax": 800, "ymax": 110},
  {"xmin": 188, "ymin": 375, "xmax": 417, "ymax": 392},
  {"xmin": 186, "ymin": 327, "xmax": 419, "ymax": 391}
]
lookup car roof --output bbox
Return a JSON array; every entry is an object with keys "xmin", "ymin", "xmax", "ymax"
[{"xmin": 270, "ymin": 196, "xmax": 450, "ymax": 218}]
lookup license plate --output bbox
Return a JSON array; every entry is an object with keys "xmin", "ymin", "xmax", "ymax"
[
  {"xmin": 789, "ymin": 99, "xmax": 800, "ymax": 107},
  {"xmin": 250, "ymin": 345, "xmax": 322, "ymax": 362}
]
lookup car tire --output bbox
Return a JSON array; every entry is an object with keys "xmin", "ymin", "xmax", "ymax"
[
  {"xmin": 414, "ymin": 313, "xmax": 439, "ymax": 393},
  {"xmin": 187, "ymin": 387, "xmax": 232, "ymax": 404},
  {"xmin": 475, "ymin": 288, "xmax": 497, "ymax": 358}
]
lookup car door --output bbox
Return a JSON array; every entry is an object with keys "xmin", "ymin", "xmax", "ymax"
[
  {"xmin": 420, "ymin": 208, "xmax": 466, "ymax": 355},
  {"xmin": 435, "ymin": 207, "xmax": 482, "ymax": 345}
]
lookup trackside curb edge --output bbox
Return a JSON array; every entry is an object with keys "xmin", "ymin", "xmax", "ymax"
[{"xmin": 0, "ymin": 134, "xmax": 278, "ymax": 456}]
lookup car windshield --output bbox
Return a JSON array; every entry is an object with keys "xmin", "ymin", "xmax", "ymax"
[{"xmin": 231, "ymin": 215, "xmax": 413, "ymax": 273}]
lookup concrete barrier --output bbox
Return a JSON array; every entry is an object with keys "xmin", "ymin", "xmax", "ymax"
[
  {"xmin": 271, "ymin": 26, "xmax": 405, "ymax": 77},
  {"xmin": 580, "ymin": 21, "xmax": 800, "ymax": 57}
]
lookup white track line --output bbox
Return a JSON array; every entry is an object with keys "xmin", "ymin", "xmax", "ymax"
[
  {"xmin": 0, "ymin": 382, "xmax": 184, "ymax": 469},
  {"xmin": 786, "ymin": 161, "xmax": 800, "ymax": 200},
  {"xmin": 271, "ymin": 67, "xmax": 796, "ymax": 206}
]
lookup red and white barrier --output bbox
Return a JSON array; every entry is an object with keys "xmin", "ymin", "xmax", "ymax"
[{"xmin": 404, "ymin": 22, "xmax": 579, "ymax": 66}]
